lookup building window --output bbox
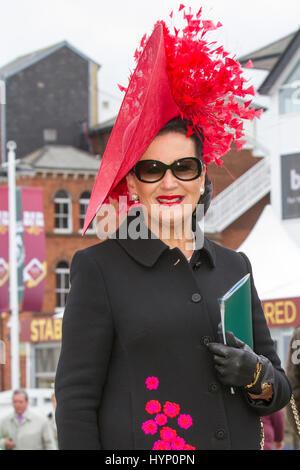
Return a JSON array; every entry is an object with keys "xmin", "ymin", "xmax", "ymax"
[
  {"xmin": 43, "ymin": 128, "xmax": 57, "ymax": 142},
  {"xmin": 79, "ymin": 191, "xmax": 95, "ymax": 233},
  {"xmin": 270, "ymin": 327, "xmax": 294, "ymax": 368},
  {"xmin": 54, "ymin": 190, "xmax": 72, "ymax": 233},
  {"xmin": 32, "ymin": 343, "xmax": 61, "ymax": 388},
  {"xmin": 55, "ymin": 261, "xmax": 70, "ymax": 311},
  {"xmin": 279, "ymin": 59, "xmax": 300, "ymax": 115}
]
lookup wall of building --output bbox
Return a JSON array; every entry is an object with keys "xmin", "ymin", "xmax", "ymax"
[
  {"xmin": 0, "ymin": 171, "xmax": 100, "ymax": 390},
  {"xmin": 258, "ymin": 48, "xmax": 300, "ymax": 249},
  {"xmin": 5, "ymin": 47, "xmax": 90, "ymax": 158}
]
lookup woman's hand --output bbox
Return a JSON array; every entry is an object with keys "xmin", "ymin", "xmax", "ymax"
[
  {"xmin": 5, "ymin": 438, "xmax": 15, "ymax": 450},
  {"xmin": 207, "ymin": 325, "xmax": 275, "ymax": 397},
  {"xmin": 207, "ymin": 330, "xmax": 260, "ymax": 388}
]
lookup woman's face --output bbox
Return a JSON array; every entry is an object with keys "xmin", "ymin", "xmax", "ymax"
[{"xmin": 126, "ymin": 131, "xmax": 206, "ymax": 232}]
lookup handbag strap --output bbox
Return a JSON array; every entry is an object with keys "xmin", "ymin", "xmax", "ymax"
[
  {"xmin": 260, "ymin": 419, "xmax": 265, "ymax": 450},
  {"xmin": 290, "ymin": 394, "xmax": 300, "ymax": 437}
]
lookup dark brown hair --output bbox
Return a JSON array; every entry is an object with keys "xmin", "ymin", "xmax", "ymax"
[{"xmin": 157, "ymin": 118, "xmax": 204, "ymax": 161}]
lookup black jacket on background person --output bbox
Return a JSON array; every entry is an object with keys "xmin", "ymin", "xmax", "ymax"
[{"xmin": 55, "ymin": 214, "xmax": 291, "ymax": 450}]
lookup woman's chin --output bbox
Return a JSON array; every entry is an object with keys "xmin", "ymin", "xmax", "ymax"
[{"xmin": 148, "ymin": 206, "xmax": 193, "ymax": 233}]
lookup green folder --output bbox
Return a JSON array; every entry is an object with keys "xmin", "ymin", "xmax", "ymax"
[{"xmin": 219, "ymin": 273, "xmax": 253, "ymax": 349}]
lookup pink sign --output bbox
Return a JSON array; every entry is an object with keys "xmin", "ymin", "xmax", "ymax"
[{"xmin": 21, "ymin": 188, "xmax": 46, "ymax": 312}]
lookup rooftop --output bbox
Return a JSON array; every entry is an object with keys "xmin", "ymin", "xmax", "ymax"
[
  {"xmin": 21, "ymin": 145, "xmax": 101, "ymax": 173},
  {"xmin": 239, "ymin": 30, "xmax": 298, "ymax": 71},
  {"xmin": 0, "ymin": 40, "xmax": 101, "ymax": 79}
]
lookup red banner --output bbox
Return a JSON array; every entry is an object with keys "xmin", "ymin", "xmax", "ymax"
[
  {"xmin": 0, "ymin": 186, "xmax": 9, "ymax": 312},
  {"xmin": 22, "ymin": 188, "xmax": 47, "ymax": 312}
]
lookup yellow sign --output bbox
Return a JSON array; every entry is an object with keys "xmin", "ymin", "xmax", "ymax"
[
  {"xmin": 20, "ymin": 317, "xmax": 62, "ymax": 343},
  {"xmin": 30, "ymin": 318, "xmax": 62, "ymax": 342},
  {"xmin": 263, "ymin": 299, "xmax": 299, "ymax": 327}
]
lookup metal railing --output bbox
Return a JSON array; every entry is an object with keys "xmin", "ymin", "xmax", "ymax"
[{"xmin": 204, "ymin": 157, "xmax": 271, "ymax": 233}]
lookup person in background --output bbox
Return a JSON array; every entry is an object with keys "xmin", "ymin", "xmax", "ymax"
[
  {"xmin": 0, "ymin": 389, "xmax": 56, "ymax": 450},
  {"xmin": 47, "ymin": 392, "xmax": 58, "ymax": 447},
  {"xmin": 261, "ymin": 410, "xmax": 285, "ymax": 450},
  {"xmin": 285, "ymin": 326, "xmax": 300, "ymax": 449}
]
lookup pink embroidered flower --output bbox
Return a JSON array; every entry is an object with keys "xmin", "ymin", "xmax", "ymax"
[
  {"xmin": 183, "ymin": 444, "xmax": 196, "ymax": 450},
  {"xmin": 152, "ymin": 440, "xmax": 171, "ymax": 450},
  {"xmin": 178, "ymin": 414, "xmax": 193, "ymax": 429},
  {"xmin": 171, "ymin": 436, "xmax": 186, "ymax": 450},
  {"xmin": 155, "ymin": 413, "xmax": 168, "ymax": 426},
  {"xmin": 163, "ymin": 401, "xmax": 180, "ymax": 418},
  {"xmin": 145, "ymin": 376, "xmax": 159, "ymax": 390},
  {"xmin": 160, "ymin": 426, "xmax": 177, "ymax": 442},
  {"xmin": 142, "ymin": 419, "xmax": 158, "ymax": 435},
  {"xmin": 145, "ymin": 400, "xmax": 161, "ymax": 415}
]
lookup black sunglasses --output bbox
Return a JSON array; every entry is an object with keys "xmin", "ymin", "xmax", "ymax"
[{"xmin": 132, "ymin": 157, "xmax": 203, "ymax": 183}]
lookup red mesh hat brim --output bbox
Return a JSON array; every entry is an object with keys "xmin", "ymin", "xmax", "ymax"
[
  {"xmin": 83, "ymin": 7, "xmax": 262, "ymax": 235},
  {"xmin": 83, "ymin": 24, "xmax": 179, "ymax": 234}
]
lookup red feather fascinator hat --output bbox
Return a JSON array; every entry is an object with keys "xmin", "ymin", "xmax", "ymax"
[{"xmin": 83, "ymin": 6, "xmax": 261, "ymax": 235}]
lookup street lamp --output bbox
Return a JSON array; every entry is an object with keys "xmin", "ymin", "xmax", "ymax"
[{"xmin": 7, "ymin": 140, "xmax": 20, "ymax": 390}]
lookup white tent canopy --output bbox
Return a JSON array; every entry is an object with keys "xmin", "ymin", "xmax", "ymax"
[{"xmin": 237, "ymin": 205, "xmax": 300, "ymax": 301}]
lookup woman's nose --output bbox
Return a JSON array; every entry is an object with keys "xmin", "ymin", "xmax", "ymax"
[{"xmin": 159, "ymin": 169, "xmax": 178, "ymax": 189}]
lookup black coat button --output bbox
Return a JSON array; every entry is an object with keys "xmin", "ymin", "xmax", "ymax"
[
  {"xmin": 202, "ymin": 336, "xmax": 211, "ymax": 346},
  {"xmin": 208, "ymin": 382, "xmax": 219, "ymax": 393},
  {"xmin": 215, "ymin": 429, "xmax": 226, "ymax": 440},
  {"xmin": 191, "ymin": 293, "xmax": 202, "ymax": 303},
  {"xmin": 193, "ymin": 261, "xmax": 202, "ymax": 270}
]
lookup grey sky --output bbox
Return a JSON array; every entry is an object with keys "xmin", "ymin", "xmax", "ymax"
[{"xmin": 1, "ymin": 0, "xmax": 299, "ymax": 121}]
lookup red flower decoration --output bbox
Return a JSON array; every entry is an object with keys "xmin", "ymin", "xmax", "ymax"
[
  {"xmin": 183, "ymin": 444, "xmax": 196, "ymax": 450},
  {"xmin": 163, "ymin": 401, "xmax": 180, "ymax": 418},
  {"xmin": 153, "ymin": 440, "xmax": 171, "ymax": 450},
  {"xmin": 155, "ymin": 413, "xmax": 168, "ymax": 426},
  {"xmin": 178, "ymin": 414, "xmax": 193, "ymax": 429},
  {"xmin": 142, "ymin": 419, "xmax": 158, "ymax": 435},
  {"xmin": 146, "ymin": 400, "xmax": 161, "ymax": 415},
  {"xmin": 145, "ymin": 376, "xmax": 159, "ymax": 390},
  {"xmin": 171, "ymin": 436, "xmax": 186, "ymax": 450},
  {"xmin": 160, "ymin": 426, "xmax": 177, "ymax": 442}
]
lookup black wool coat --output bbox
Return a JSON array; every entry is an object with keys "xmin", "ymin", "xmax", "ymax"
[{"xmin": 55, "ymin": 215, "xmax": 291, "ymax": 450}]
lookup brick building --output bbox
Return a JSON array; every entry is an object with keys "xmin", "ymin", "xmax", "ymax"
[
  {"xmin": 1, "ymin": 29, "xmax": 298, "ymax": 392},
  {"xmin": 0, "ymin": 39, "xmax": 102, "ymax": 391},
  {"xmin": 0, "ymin": 146, "xmax": 100, "ymax": 390}
]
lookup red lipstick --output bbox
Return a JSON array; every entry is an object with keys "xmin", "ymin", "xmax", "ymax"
[{"xmin": 156, "ymin": 195, "xmax": 185, "ymax": 206}]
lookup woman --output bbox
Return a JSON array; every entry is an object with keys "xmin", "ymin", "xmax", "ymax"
[{"xmin": 55, "ymin": 8, "xmax": 291, "ymax": 450}]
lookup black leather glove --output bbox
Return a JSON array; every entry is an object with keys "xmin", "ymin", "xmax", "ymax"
[{"xmin": 207, "ymin": 326, "xmax": 274, "ymax": 393}]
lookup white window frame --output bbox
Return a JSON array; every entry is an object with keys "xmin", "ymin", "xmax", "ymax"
[
  {"xmin": 30, "ymin": 342, "xmax": 61, "ymax": 388},
  {"xmin": 54, "ymin": 192, "xmax": 72, "ymax": 234},
  {"xmin": 278, "ymin": 53, "xmax": 300, "ymax": 116},
  {"xmin": 269, "ymin": 327, "xmax": 294, "ymax": 367},
  {"xmin": 43, "ymin": 128, "xmax": 57, "ymax": 142},
  {"xmin": 79, "ymin": 192, "xmax": 95, "ymax": 234},
  {"xmin": 55, "ymin": 262, "xmax": 70, "ymax": 311}
]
